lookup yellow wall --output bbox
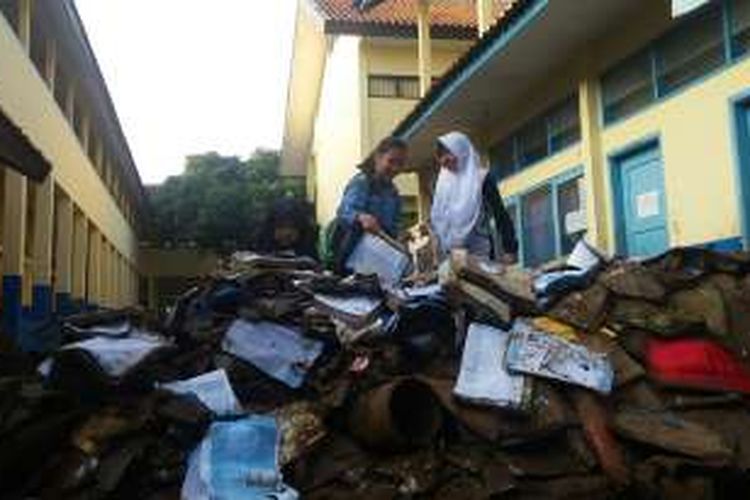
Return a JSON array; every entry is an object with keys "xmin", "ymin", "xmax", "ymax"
[
  {"xmin": 0, "ymin": 17, "xmax": 138, "ymax": 265},
  {"xmin": 364, "ymin": 40, "xmax": 471, "ymax": 197},
  {"xmin": 281, "ymin": 0, "xmax": 328, "ymax": 178},
  {"xmin": 312, "ymin": 36, "xmax": 471, "ymax": 225},
  {"xmin": 599, "ymin": 61, "xmax": 749, "ymax": 250},
  {"xmin": 466, "ymin": 2, "xmax": 750, "ymax": 257},
  {"xmin": 312, "ymin": 35, "xmax": 365, "ymax": 225}
]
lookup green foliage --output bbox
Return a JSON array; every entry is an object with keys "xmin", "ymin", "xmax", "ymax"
[{"xmin": 147, "ymin": 150, "xmax": 305, "ymax": 251}]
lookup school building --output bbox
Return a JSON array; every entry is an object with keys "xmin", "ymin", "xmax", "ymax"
[
  {"xmin": 0, "ymin": 0, "xmax": 145, "ymax": 340},
  {"xmin": 380, "ymin": 0, "xmax": 750, "ymax": 266},
  {"xmin": 282, "ymin": 0, "xmax": 516, "ymax": 229}
]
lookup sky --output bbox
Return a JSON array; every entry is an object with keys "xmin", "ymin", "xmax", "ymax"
[{"xmin": 75, "ymin": 0, "xmax": 297, "ymax": 185}]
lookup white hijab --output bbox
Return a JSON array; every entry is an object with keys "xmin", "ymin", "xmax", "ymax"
[{"xmin": 430, "ymin": 132, "xmax": 486, "ymax": 254}]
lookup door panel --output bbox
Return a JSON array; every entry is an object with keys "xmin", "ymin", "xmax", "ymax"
[
  {"xmin": 618, "ymin": 146, "xmax": 669, "ymax": 257},
  {"xmin": 738, "ymin": 103, "xmax": 750, "ymax": 245}
]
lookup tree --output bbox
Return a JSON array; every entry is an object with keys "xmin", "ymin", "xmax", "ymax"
[{"xmin": 147, "ymin": 149, "xmax": 306, "ymax": 252}]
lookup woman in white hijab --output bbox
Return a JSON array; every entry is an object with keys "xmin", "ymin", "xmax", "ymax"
[{"xmin": 430, "ymin": 131, "xmax": 518, "ymax": 262}]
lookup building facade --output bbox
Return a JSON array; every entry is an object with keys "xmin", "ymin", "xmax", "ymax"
[
  {"xmin": 0, "ymin": 0, "xmax": 146, "ymax": 340},
  {"xmin": 390, "ymin": 0, "xmax": 750, "ymax": 266},
  {"xmin": 282, "ymin": 0, "xmax": 514, "ymax": 228}
]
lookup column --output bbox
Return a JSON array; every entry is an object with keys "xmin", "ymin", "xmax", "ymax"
[
  {"xmin": 476, "ymin": 0, "xmax": 494, "ymax": 35},
  {"xmin": 17, "ymin": 0, "xmax": 32, "ymax": 51},
  {"xmin": 81, "ymin": 112, "xmax": 91, "ymax": 156},
  {"xmin": 109, "ymin": 247, "xmax": 117, "ymax": 308},
  {"xmin": 31, "ymin": 175, "xmax": 54, "ymax": 319},
  {"xmin": 87, "ymin": 226, "xmax": 101, "ymax": 308},
  {"xmin": 54, "ymin": 193, "xmax": 73, "ymax": 314},
  {"xmin": 2, "ymin": 165, "xmax": 28, "ymax": 339},
  {"xmin": 65, "ymin": 82, "xmax": 75, "ymax": 124},
  {"xmin": 148, "ymin": 276, "xmax": 158, "ymax": 311},
  {"xmin": 417, "ymin": 0, "xmax": 432, "ymax": 97},
  {"xmin": 71, "ymin": 210, "xmax": 88, "ymax": 309},
  {"xmin": 44, "ymin": 38, "xmax": 57, "ymax": 92},
  {"xmin": 100, "ymin": 240, "xmax": 109, "ymax": 308},
  {"xmin": 579, "ymin": 78, "xmax": 609, "ymax": 251}
]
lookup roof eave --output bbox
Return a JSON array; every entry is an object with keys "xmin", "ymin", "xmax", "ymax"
[
  {"xmin": 324, "ymin": 19, "xmax": 477, "ymax": 40},
  {"xmin": 393, "ymin": 0, "xmax": 546, "ymax": 139}
]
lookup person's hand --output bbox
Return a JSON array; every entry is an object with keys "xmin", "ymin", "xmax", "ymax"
[
  {"xmin": 357, "ymin": 213, "xmax": 382, "ymax": 234},
  {"xmin": 500, "ymin": 253, "xmax": 518, "ymax": 265}
]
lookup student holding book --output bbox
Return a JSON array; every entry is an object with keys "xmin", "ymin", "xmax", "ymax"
[
  {"xmin": 324, "ymin": 137, "xmax": 408, "ymax": 272},
  {"xmin": 430, "ymin": 131, "xmax": 519, "ymax": 264}
]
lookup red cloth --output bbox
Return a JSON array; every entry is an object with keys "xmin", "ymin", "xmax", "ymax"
[{"xmin": 646, "ymin": 338, "xmax": 750, "ymax": 394}]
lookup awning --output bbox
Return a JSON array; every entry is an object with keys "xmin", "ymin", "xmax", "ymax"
[{"xmin": 0, "ymin": 108, "xmax": 52, "ymax": 182}]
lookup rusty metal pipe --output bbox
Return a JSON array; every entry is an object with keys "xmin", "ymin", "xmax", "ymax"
[{"xmin": 349, "ymin": 378, "xmax": 442, "ymax": 451}]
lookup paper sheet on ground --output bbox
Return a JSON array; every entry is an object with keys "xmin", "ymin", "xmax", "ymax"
[
  {"xmin": 181, "ymin": 416, "xmax": 298, "ymax": 500},
  {"xmin": 505, "ymin": 321, "xmax": 614, "ymax": 394},
  {"xmin": 454, "ymin": 323, "xmax": 528, "ymax": 409},
  {"xmin": 39, "ymin": 332, "xmax": 168, "ymax": 378},
  {"xmin": 160, "ymin": 369, "xmax": 241, "ymax": 416},
  {"xmin": 222, "ymin": 320, "xmax": 323, "ymax": 389}
]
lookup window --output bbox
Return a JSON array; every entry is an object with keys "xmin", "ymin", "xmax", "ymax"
[
  {"xmin": 522, "ymin": 186, "xmax": 556, "ymax": 268},
  {"xmin": 490, "ymin": 138, "xmax": 515, "ymax": 180},
  {"xmin": 0, "ymin": 0, "xmax": 18, "ymax": 35},
  {"xmin": 656, "ymin": 3, "xmax": 725, "ymax": 96},
  {"xmin": 602, "ymin": 0, "xmax": 749, "ymax": 125},
  {"xmin": 54, "ymin": 67, "xmax": 69, "ymax": 115},
  {"xmin": 489, "ymin": 93, "xmax": 580, "ymax": 178},
  {"xmin": 548, "ymin": 96, "xmax": 580, "ymax": 153},
  {"xmin": 602, "ymin": 50, "xmax": 655, "ymax": 124},
  {"xmin": 516, "ymin": 117, "xmax": 548, "ymax": 168},
  {"xmin": 368, "ymin": 75, "xmax": 420, "ymax": 99},
  {"xmin": 512, "ymin": 170, "xmax": 585, "ymax": 267},
  {"xmin": 732, "ymin": 0, "xmax": 750, "ymax": 58},
  {"xmin": 557, "ymin": 177, "xmax": 585, "ymax": 255},
  {"xmin": 30, "ymin": 20, "xmax": 46, "ymax": 79}
]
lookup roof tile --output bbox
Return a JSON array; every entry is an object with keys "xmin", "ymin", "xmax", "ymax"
[{"xmin": 312, "ymin": 0, "xmax": 514, "ymax": 30}]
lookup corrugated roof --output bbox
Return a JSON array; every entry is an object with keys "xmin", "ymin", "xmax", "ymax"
[{"xmin": 312, "ymin": 0, "xmax": 514, "ymax": 38}]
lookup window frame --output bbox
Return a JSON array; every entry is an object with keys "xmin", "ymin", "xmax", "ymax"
[
  {"xmin": 503, "ymin": 166, "xmax": 585, "ymax": 268},
  {"xmin": 368, "ymin": 74, "xmax": 422, "ymax": 100},
  {"xmin": 489, "ymin": 93, "xmax": 581, "ymax": 181},
  {"xmin": 602, "ymin": 0, "xmax": 750, "ymax": 127}
]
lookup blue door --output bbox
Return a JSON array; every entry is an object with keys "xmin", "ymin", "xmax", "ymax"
[
  {"xmin": 616, "ymin": 145, "xmax": 669, "ymax": 257},
  {"xmin": 737, "ymin": 102, "xmax": 750, "ymax": 247}
]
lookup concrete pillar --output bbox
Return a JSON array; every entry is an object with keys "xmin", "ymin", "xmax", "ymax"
[
  {"xmin": 31, "ymin": 175, "xmax": 54, "ymax": 319},
  {"xmin": 44, "ymin": 38, "xmax": 56, "ymax": 92},
  {"xmin": 64, "ymin": 82, "xmax": 75, "ymax": 124},
  {"xmin": 99, "ymin": 241, "xmax": 109, "ymax": 307},
  {"xmin": 113, "ymin": 253, "xmax": 120, "ymax": 307},
  {"xmin": 54, "ymin": 192, "xmax": 73, "ymax": 314},
  {"xmin": 17, "ymin": 0, "xmax": 32, "ymax": 51},
  {"xmin": 104, "ymin": 243, "xmax": 112, "ymax": 308},
  {"xmin": 148, "ymin": 276, "xmax": 157, "ymax": 311},
  {"xmin": 579, "ymin": 78, "xmax": 609, "ymax": 251},
  {"xmin": 476, "ymin": 0, "xmax": 494, "ymax": 35},
  {"xmin": 81, "ymin": 112, "xmax": 91, "ymax": 156},
  {"xmin": 71, "ymin": 210, "xmax": 88, "ymax": 308},
  {"xmin": 2, "ymin": 166, "xmax": 28, "ymax": 338},
  {"xmin": 109, "ymin": 248, "xmax": 117, "ymax": 308},
  {"xmin": 95, "ymin": 142, "xmax": 104, "ymax": 174},
  {"xmin": 416, "ymin": 0, "xmax": 432, "ymax": 97},
  {"xmin": 87, "ymin": 226, "xmax": 101, "ymax": 308}
]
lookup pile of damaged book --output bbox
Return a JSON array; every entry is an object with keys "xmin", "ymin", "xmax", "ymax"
[{"xmin": 2, "ymin": 243, "xmax": 750, "ymax": 499}]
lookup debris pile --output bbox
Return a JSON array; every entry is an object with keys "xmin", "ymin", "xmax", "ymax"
[{"xmin": 2, "ymin": 242, "xmax": 750, "ymax": 499}]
